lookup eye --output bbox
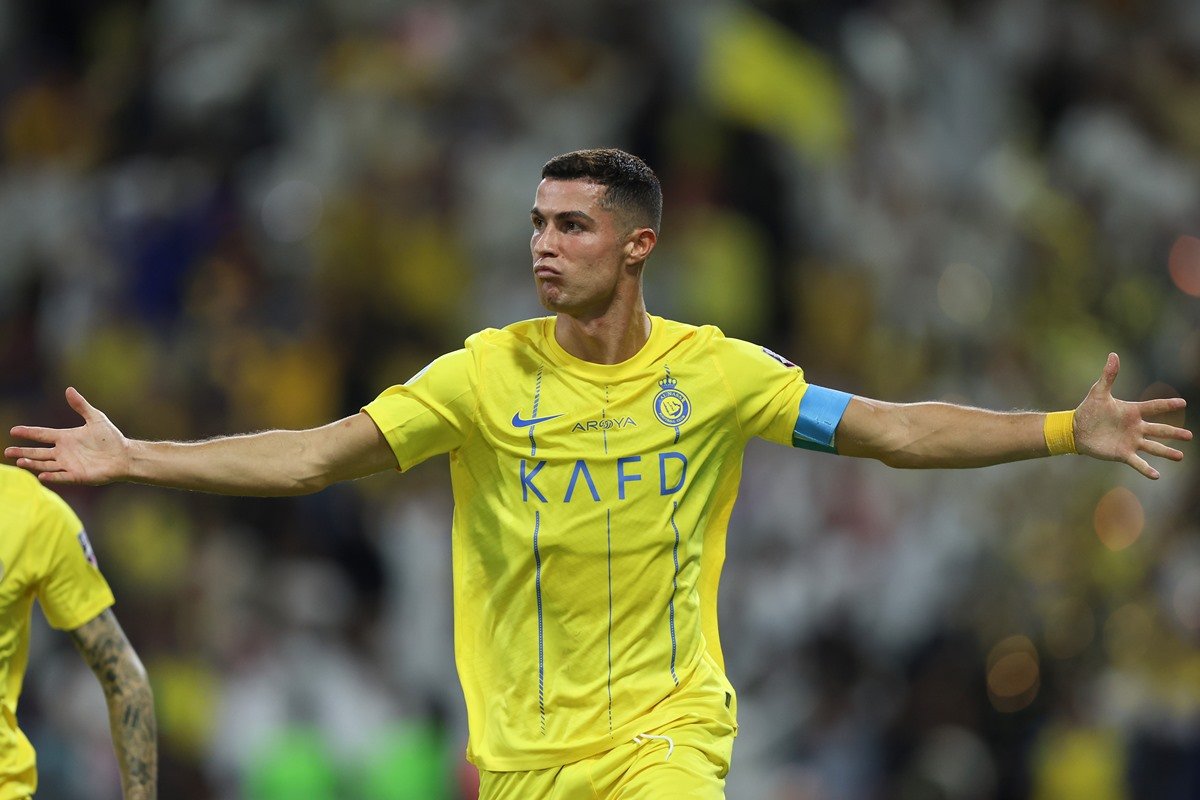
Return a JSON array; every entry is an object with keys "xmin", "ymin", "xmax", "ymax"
[
  {"xmin": 563, "ymin": 220, "xmax": 582, "ymax": 233},
  {"xmin": 531, "ymin": 216, "xmax": 545, "ymax": 231}
]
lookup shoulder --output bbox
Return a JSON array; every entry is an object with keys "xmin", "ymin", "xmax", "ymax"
[
  {"xmin": 0, "ymin": 465, "xmax": 59, "ymax": 522},
  {"xmin": 648, "ymin": 316, "xmax": 729, "ymax": 362},
  {"xmin": 0, "ymin": 465, "xmax": 39, "ymax": 542},
  {"xmin": 464, "ymin": 317, "xmax": 551, "ymax": 352},
  {"xmin": 0, "ymin": 466, "xmax": 81, "ymax": 552},
  {"xmin": 0, "ymin": 463, "xmax": 43, "ymax": 496},
  {"xmin": 656, "ymin": 316, "xmax": 719, "ymax": 342},
  {"xmin": 696, "ymin": 330, "xmax": 808, "ymax": 381}
]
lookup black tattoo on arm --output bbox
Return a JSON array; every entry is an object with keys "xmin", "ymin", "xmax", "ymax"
[{"xmin": 70, "ymin": 609, "xmax": 157, "ymax": 800}]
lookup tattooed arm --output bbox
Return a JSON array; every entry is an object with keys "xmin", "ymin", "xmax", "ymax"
[{"xmin": 69, "ymin": 609, "xmax": 157, "ymax": 800}]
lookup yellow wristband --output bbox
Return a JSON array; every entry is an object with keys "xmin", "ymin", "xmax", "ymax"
[{"xmin": 1044, "ymin": 410, "xmax": 1076, "ymax": 455}]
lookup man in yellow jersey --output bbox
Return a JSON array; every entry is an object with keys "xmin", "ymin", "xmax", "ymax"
[
  {"xmin": 0, "ymin": 465, "xmax": 156, "ymax": 799},
  {"xmin": 6, "ymin": 149, "xmax": 1190, "ymax": 798}
]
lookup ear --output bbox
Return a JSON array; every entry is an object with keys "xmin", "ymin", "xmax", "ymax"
[{"xmin": 625, "ymin": 227, "xmax": 657, "ymax": 265}]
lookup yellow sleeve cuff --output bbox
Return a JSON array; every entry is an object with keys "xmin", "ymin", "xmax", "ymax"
[{"xmin": 1044, "ymin": 410, "xmax": 1076, "ymax": 455}]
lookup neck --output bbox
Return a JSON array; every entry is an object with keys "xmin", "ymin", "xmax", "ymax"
[{"xmin": 554, "ymin": 297, "xmax": 651, "ymax": 365}]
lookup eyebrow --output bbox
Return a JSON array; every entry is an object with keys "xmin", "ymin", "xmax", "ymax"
[{"xmin": 530, "ymin": 208, "xmax": 595, "ymax": 225}]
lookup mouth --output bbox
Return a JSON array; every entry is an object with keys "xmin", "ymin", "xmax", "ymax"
[{"xmin": 534, "ymin": 264, "xmax": 561, "ymax": 279}]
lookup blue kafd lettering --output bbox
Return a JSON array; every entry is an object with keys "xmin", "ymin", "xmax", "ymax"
[
  {"xmin": 521, "ymin": 459, "xmax": 548, "ymax": 502},
  {"xmin": 659, "ymin": 451, "xmax": 687, "ymax": 495},
  {"xmin": 564, "ymin": 460, "xmax": 600, "ymax": 502},
  {"xmin": 517, "ymin": 452, "xmax": 690, "ymax": 502}
]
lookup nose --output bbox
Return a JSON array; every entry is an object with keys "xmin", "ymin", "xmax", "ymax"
[{"xmin": 532, "ymin": 226, "xmax": 557, "ymax": 257}]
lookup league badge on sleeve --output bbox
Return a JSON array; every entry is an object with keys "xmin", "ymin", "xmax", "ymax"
[
  {"xmin": 77, "ymin": 530, "xmax": 99, "ymax": 568},
  {"xmin": 762, "ymin": 347, "xmax": 798, "ymax": 369}
]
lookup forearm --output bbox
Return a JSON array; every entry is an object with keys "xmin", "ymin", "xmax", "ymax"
[
  {"xmin": 104, "ymin": 674, "xmax": 157, "ymax": 800},
  {"xmin": 838, "ymin": 399, "xmax": 1056, "ymax": 468},
  {"xmin": 71, "ymin": 612, "xmax": 157, "ymax": 800},
  {"xmin": 126, "ymin": 428, "xmax": 336, "ymax": 495}
]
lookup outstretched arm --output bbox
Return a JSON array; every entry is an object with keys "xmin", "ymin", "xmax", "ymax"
[
  {"xmin": 836, "ymin": 353, "xmax": 1190, "ymax": 479},
  {"xmin": 5, "ymin": 387, "xmax": 397, "ymax": 494},
  {"xmin": 69, "ymin": 610, "xmax": 156, "ymax": 800}
]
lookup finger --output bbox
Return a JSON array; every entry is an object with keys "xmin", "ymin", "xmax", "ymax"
[
  {"xmin": 1140, "ymin": 440, "xmax": 1184, "ymax": 462},
  {"xmin": 15, "ymin": 457, "xmax": 62, "ymax": 474},
  {"xmin": 4, "ymin": 446, "xmax": 57, "ymax": 461},
  {"xmin": 1136, "ymin": 397, "xmax": 1187, "ymax": 417},
  {"xmin": 39, "ymin": 470, "xmax": 80, "ymax": 485},
  {"xmin": 1126, "ymin": 453, "xmax": 1159, "ymax": 480},
  {"xmin": 1142, "ymin": 422, "xmax": 1193, "ymax": 442},
  {"xmin": 65, "ymin": 387, "xmax": 98, "ymax": 423},
  {"xmin": 1098, "ymin": 353, "xmax": 1119, "ymax": 394},
  {"xmin": 8, "ymin": 426, "xmax": 62, "ymax": 444}
]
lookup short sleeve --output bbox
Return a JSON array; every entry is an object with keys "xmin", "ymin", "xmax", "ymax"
[
  {"xmin": 35, "ymin": 488, "xmax": 115, "ymax": 631},
  {"xmin": 711, "ymin": 337, "xmax": 852, "ymax": 453},
  {"xmin": 363, "ymin": 348, "xmax": 478, "ymax": 471}
]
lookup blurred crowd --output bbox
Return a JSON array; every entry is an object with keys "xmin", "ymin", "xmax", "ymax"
[{"xmin": 1, "ymin": 0, "xmax": 1199, "ymax": 798}]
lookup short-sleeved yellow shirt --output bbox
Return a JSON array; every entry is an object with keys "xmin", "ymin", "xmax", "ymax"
[
  {"xmin": 364, "ymin": 316, "xmax": 850, "ymax": 771},
  {"xmin": 0, "ymin": 466, "xmax": 115, "ymax": 797}
]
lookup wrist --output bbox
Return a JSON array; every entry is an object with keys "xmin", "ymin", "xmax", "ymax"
[
  {"xmin": 122, "ymin": 438, "xmax": 151, "ymax": 482},
  {"xmin": 1044, "ymin": 410, "xmax": 1076, "ymax": 455}
]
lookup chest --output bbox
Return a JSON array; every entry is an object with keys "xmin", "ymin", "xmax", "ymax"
[
  {"xmin": 478, "ymin": 364, "xmax": 730, "ymax": 460},
  {"xmin": 462, "ymin": 364, "xmax": 739, "ymax": 510}
]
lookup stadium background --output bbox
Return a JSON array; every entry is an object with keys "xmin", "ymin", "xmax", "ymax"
[{"xmin": 1, "ymin": 0, "xmax": 1198, "ymax": 797}]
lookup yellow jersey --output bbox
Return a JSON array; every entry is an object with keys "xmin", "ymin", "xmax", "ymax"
[
  {"xmin": 364, "ymin": 316, "xmax": 849, "ymax": 770},
  {"xmin": 0, "ymin": 466, "xmax": 115, "ymax": 797}
]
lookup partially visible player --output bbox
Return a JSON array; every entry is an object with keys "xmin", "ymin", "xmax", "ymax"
[{"xmin": 0, "ymin": 464, "xmax": 156, "ymax": 800}]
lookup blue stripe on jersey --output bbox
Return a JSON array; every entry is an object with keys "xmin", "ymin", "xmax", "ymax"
[
  {"xmin": 529, "ymin": 367, "xmax": 544, "ymax": 456},
  {"xmin": 668, "ymin": 501, "xmax": 681, "ymax": 686},
  {"xmin": 606, "ymin": 508, "xmax": 613, "ymax": 733},
  {"xmin": 793, "ymin": 385, "xmax": 853, "ymax": 454},
  {"xmin": 533, "ymin": 510, "xmax": 545, "ymax": 733}
]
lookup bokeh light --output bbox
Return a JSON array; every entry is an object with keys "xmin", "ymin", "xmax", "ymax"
[
  {"xmin": 1093, "ymin": 487, "xmax": 1144, "ymax": 551},
  {"xmin": 987, "ymin": 635, "xmax": 1040, "ymax": 713},
  {"xmin": 262, "ymin": 179, "xmax": 324, "ymax": 243},
  {"xmin": 1168, "ymin": 235, "xmax": 1200, "ymax": 297},
  {"xmin": 937, "ymin": 262, "xmax": 993, "ymax": 327}
]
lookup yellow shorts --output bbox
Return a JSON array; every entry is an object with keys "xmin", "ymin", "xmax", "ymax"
[{"xmin": 478, "ymin": 715, "xmax": 735, "ymax": 800}]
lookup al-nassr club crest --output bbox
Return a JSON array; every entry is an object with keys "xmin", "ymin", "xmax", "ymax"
[{"xmin": 653, "ymin": 367, "xmax": 691, "ymax": 433}]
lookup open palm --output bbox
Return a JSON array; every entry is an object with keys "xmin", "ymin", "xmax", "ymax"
[
  {"xmin": 5, "ymin": 388, "xmax": 129, "ymax": 485},
  {"xmin": 1074, "ymin": 354, "xmax": 1191, "ymax": 479}
]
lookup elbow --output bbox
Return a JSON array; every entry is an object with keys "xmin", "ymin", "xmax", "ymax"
[
  {"xmin": 874, "ymin": 431, "xmax": 926, "ymax": 468},
  {"xmin": 124, "ymin": 652, "xmax": 153, "ymax": 696},
  {"xmin": 105, "ymin": 652, "xmax": 155, "ymax": 708},
  {"xmin": 842, "ymin": 399, "xmax": 924, "ymax": 468},
  {"xmin": 872, "ymin": 443, "xmax": 922, "ymax": 469},
  {"xmin": 290, "ymin": 473, "xmax": 332, "ymax": 495},
  {"xmin": 878, "ymin": 452, "xmax": 928, "ymax": 469},
  {"xmin": 856, "ymin": 426, "xmax": 923, "ymax": 469},
  {"xmin": 285, "ymin": 435, "xmax": 336, "ymax": 495}
]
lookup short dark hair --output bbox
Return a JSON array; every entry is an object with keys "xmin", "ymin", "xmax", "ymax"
[{"xmin": 541, "ymin": 148, "xmax": 662, "ymax": 233}]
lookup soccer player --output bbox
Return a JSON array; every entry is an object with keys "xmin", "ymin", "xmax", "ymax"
[
  {"xmin": 0, "ymin": 464, "xmax": 156, "ymax": 799},
  {"xmin": 5, "ymin": 149, "xmax": 1190, "ymax": 798}
]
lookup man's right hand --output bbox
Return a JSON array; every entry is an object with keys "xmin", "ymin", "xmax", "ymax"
[
  {"xmin": 8, "ymin": 388, "xmax": 396, "ymax": 496},
  {"xmin": 6, "ymin": 387, "xmax": 129, "ymax": 485}
]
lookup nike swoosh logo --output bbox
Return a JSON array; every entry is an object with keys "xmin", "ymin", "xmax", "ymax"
[{"xmin": 512, "ymin": 411, "xmax": 564, "ymax": 428}]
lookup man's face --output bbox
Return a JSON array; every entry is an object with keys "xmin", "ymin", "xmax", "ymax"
[{"xmin": 530, "ymin": 178, "xmax": 632, "ymax": 317}]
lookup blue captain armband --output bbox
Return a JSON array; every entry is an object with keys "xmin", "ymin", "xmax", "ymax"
[{"xmin": 792, "ymin": 386, "xmax": 854, "ymax": 454}]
